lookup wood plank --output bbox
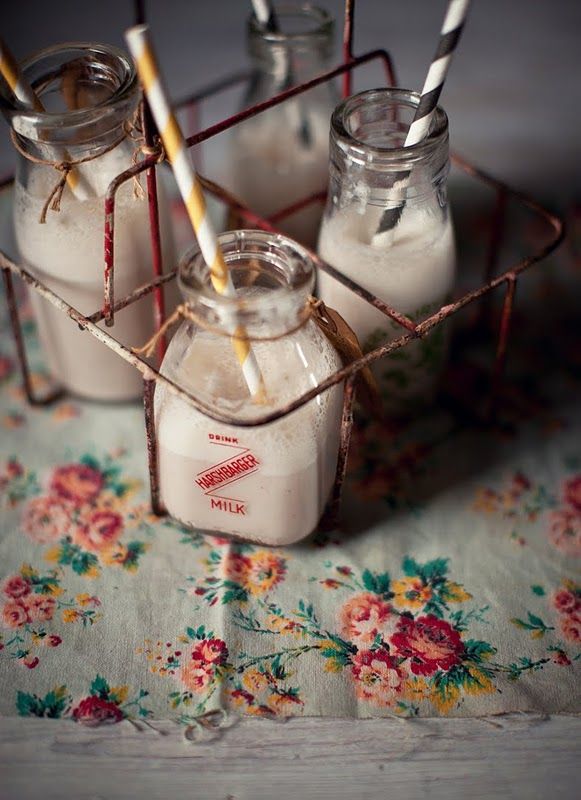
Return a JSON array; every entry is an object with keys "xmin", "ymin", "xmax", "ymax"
[{"xmin": 1, "ymin": 715, "xmax": 580, "ymax": 800}]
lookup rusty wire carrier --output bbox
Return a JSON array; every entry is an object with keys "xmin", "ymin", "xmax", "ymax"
[{"xmin": 0, "ymin": 0, "xmax": 565, "ymax": 527}]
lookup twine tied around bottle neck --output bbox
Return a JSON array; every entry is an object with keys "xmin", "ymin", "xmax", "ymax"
[
  {"xmin": 132, "ymin": 296, "xmax": 321, "ymax": 359},
  {"xmin": 10, "ymin": 116, "xmax": 165, "ymax": 223},
  {"xmin": 132, "ymin": 295, "xmax": 380, "ymax": 413}
]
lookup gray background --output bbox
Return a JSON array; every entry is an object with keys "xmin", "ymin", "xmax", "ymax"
[{"xmin": 1, "ymin": 0, "xmax": 580, "ymax": 211}]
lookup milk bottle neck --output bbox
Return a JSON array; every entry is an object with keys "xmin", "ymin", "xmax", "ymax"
[
  {"xmin": 328, "ymin": 88, "xmax": 451, "ymax": 208},
  {"xmin": 2, "ymin": 42, "xmax": 138, "ymax": 165},
  {"xmin": 247, "ymin": 4, "xmax": 334, "ymax": 90},
  {"xmin": 178, "ymin": 230, "xmax": 315, "ymax": 341}
]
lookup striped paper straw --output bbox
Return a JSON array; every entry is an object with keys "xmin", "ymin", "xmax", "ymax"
[
  {"xmin": 125, "ymin": 24, "xmax": 267, "ymax": 402},
  {"xmin": 251, "ymin": 0, "xmax": 279, "ymax": 32},
  {"xmin": 0, "ymin": 37, "xmax": 90, "ymax": 200},
  {"xmin": 373, "ymin": 0, "xmax": 471, "ymax": 243}
]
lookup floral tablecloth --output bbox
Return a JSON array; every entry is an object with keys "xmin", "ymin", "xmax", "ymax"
[{"xmin": 0, "ymin": 195, "xmax": 580, "ymax": 728}]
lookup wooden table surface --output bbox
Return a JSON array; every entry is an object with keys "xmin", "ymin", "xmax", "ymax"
[{"xmin": 1, "ymin": 714, "xmax": 580, "ymax": 799}]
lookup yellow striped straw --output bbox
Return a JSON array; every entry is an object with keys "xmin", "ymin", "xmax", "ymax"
[
  {"xmin": 0, "ymin": 37, "xmax": 90, "ymax": 200},
  {"xmin": 125, "ymin": 24, "xmax": 266, "ymax": 402}
]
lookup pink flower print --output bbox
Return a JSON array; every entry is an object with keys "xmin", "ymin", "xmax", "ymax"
[
  {"xmin": 2, "ymin": 575, "xmax": 31, "ymax": 600},
  {"xmin": 21, "ymin": 496, "xmax": 72, "ymax": 543},
  {"xmin": 339, "ymin": 592, "xmax": 398, "ymax": 647},
  {"xmin": 548, "ymin": 510, "xmax": 581, "ymax": 556}
]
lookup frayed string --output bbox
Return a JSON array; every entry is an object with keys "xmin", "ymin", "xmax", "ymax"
[
  {"xmin": 126, "ymin": 717, "xmax": 168, "ymax": 735},
  {"xmin": 183, "ymin": 709, "xmax": 239, "ymax": 743}
]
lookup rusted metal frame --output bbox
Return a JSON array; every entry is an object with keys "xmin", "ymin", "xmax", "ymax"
[
  {"xmin": 186, "ymin": 48, "xmax": 395, "ymax": 149},
  {"xmin": 102, "ymin": 153, "xmax": 157, "ymax": 326},
  {"xmin": 342, "ymin": 0, "xmax": 355, "ymax": 98},
  {"xmin": 87, "ymin": 271, "xmax": 176, "ymax": 324},
  {"xmin": 92, "ymin": 154, "xmax": 564, "ymax": 349},
  {"xmin": 488, "ymin": 274, "xmax": 517, "ymax": 412},
  {"xmin": 140, "ymin": 98, "xmax": 167, "ymax": 360},
  {"xmin": 1, "ymin": 266, "xmax": 61, "ymax": 406},
  {"xmin": 143, "ymin": 377, "xmax": 164, "ymax": 515},
  {"xmin": 452, "ymin": 153, "xmax": 565, "ymax": 241},
  {"xmin": 0, "ymin": 247, "xmax": 417, "ymax": 426},
  {"xmin": 267, "ymin": 190, "xmax": 327, "ymax": 226},
  {"xmin": 473, "ymin": 184, "xmax": 508, "ymax": 333},
  {"xmin": 174, "ymin": 70, "xmax": 252, "ymax": 113},
  {"xmin": 0, "ymin": 165, "xmax": 566, "ymax": 484},
  {"xmin": 485, "ymin": 186, "xmax": 508, "ymax": 284},
  {"xmin": 42, "ymin": 145, "xmax": 564, "ymax": 387},
  {"xmin": 321, "ymin": 373, "xmax": 357, "ymax": 530},
  {"xmin": 98, "ymin": 48, "xmax": 396, "ymax": 328},
  {"xmin": 313, "ymin": 252, "xmax": 418, "ymax": 333}
]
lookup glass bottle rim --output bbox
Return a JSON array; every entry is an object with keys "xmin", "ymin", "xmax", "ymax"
[
  {"xmin": 332, "ymin": 88, "xmax": 449, "ymax": 169},
  {"xmin": 248, "ymin": 3, "xmax": 334, "ymax": 45},
  {"xmin": 179, "ymin": 230, "xmax": 315, "ymax": 335},
  {"xmin": 2, "ymin": 42, "xmax": 137, "ymax": 140}
]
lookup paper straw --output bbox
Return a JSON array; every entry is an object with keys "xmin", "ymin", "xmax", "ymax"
[
  {"xmin": 0, "ymin": 37, "xmax": 90, "ymax": 200},
  {"xmin": 250, "ymin": 0, "xmax": 279, "ymax": 33},
  {"xmin": 125, "ymin": 24, "xmax": 266, "ymax": 402},
  {"xmin": 373, "ymin": 0, "xmax": 471, "ymax": 245}
]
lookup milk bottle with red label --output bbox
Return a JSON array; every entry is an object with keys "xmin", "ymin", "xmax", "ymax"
[{"xmin": 155, "ymin": 230, "xmax": 343, "ymax": 545}]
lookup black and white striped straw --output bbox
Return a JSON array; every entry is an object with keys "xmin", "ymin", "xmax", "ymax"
[
  {"xmin": 374, "ymin": 0, "xmax": 471, "ymax": 242},
  {"xmin": 251, "ymin": 0, "xmax": 279, "ymax": 35}
]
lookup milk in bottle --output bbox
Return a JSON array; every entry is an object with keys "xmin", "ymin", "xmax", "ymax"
[
  {"xmin": 318, "ymin": 89, "xmax": 457, "ymax": 411},
  {"xmin": 155, "ymin": 230, "xmax": 344, "ymax": 545},
  {"xmin": 225, "ymin": 4, "xmax": 338, "ymax": 249},
  {"xmin": 6, "ymin": 43, "xmax": 176, "ymax": 401}
]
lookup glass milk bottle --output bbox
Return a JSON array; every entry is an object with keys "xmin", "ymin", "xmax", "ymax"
[
  {"xmin": 155, "ymin": 230, "xmax": 344, "ymax": 545},
  {"xmin": 318, "ymin": 89, "xmax": 457, "ymax": 412},
  {"xmin": 6, "ymin": 43, "xmax": 175, "ymax": 401},
  {"xmin": 227, "ymin": 4, "xmax": 338, "ymax": 248}
]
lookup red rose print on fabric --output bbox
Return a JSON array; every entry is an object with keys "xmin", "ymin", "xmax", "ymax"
[{"xmin": 391, "ymin": 614, "xmax": 465, "ymax": 676}]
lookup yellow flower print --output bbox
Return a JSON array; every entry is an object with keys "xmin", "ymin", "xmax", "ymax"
[
  {"xmin": 94, "ymin": 492, "xmax": 125, "ymax": 514},
  {"xmin": 443, "ymin": 581, "xmax": 472, "ymax": 603},
  {"xmin": 267, "ymin": 691, "xmax": 303, "ymax": 715},
  {"xmin": 229, "ymin": 692, "xmax": 246, "ymax": 710},
  {"xmin": 243, "ymin": 669, "xmax": 269, "ymax": 693},
  {"xmin": 392, "ymin": 577, "xmax": 433, "ymax": 611},
  {"xmin": 109, "ymin": 686, "xmax": 129, "ymax": 704},
  {"xmin": 76, "ymin": 593, "xmax": 96, "ymax": 607},
  {"xmin": 100, "ymin": 543, "xmax": 128, "ymax": 567},
  {"xmin": 245, "ymin": 551, "xmax": 287, "ymax": 596},
  {"xmin": 52, "ymin": 403, "xmax": 80, "ymax": 422},
  {"xmin": 267, "ymin": 614, "xmax": 301, "ymax": 636},
  {"xmin": 20, "ymin": 564, "xmax": 37, "ymax": 580},
  {"xmin": 44, "ymin": 546, "xmax": 61, "ymax": 564},
  {"xmin": 62, "ymin": 608, "xmax": 80, "ymax": 623},
  {"xmin": 430, "ymin": 681, "xmax": 460, "ymax": 714},
  {"xmin": 84, "ymin": 564, "xmax": 101, "ymax": 579},
  {"xmin": 472, "ymin": 488, "xmax": 499, "ymax": 514},
  {"xmin": 464, "ymin": 666, "xmax": 494, "ymax": 696},
  {"xmin": 402, "ymin": 676, "xmax": 429, "ymax": 702}
]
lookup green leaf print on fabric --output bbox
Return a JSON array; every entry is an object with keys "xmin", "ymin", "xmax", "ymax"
[{"xmin": 16, "ymin": 675, "xmax": 150, "ymax": 724}]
